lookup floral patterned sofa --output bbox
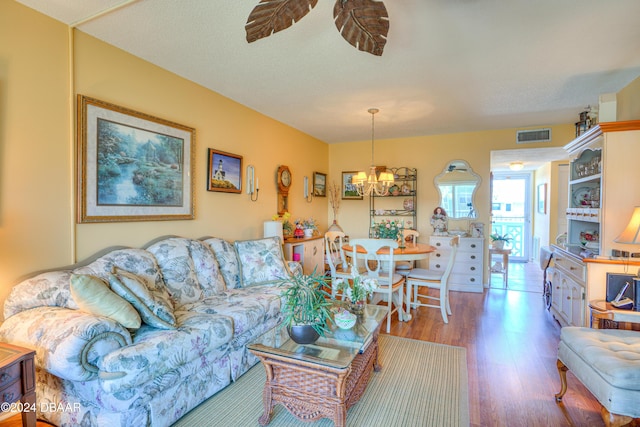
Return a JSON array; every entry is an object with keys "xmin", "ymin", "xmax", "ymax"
[{"xmin": 0, "ymin": 236, "xmax": 298, "ymax": 427}]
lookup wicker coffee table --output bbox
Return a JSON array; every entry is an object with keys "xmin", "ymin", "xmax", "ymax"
[{"xmin": 248, "ymin": 304, "xmax": 387, "ymax": 427}]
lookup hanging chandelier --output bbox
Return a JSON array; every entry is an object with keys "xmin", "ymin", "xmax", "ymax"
[{"xmin": 353, "ymin": 108, "xmax": 394, "ymax": 196}]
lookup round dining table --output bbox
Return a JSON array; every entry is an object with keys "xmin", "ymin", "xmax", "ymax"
[{"xmin": 341, "ymin": 242, "xmax": 436, "ymax": 322}]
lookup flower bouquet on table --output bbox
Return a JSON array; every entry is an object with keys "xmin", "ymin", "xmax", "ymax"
[
  {"xmin": 295, "ymin": 217, "xmax": 318, "ymax": 237},
  {"xmin": 272, "ymin": 212, "xmax": 294, "ymax": 238},
  {"xmin": 373, "ymin": 219, "xmax": 402, "ymax": 240},
  {"xmin": 334, "ymin": 267, "xmax": 377, "ymax": 314}
]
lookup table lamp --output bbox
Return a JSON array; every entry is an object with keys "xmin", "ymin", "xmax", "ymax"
[{"xmin": 614, "ymin": 206, "xmax": 640, "ymax": 310}]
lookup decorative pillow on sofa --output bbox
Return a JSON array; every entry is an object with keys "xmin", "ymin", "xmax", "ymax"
[
  {"xmin": 234, "ymin": 237, "xmax": 290, "ymax": 287},
  {"xmin": 70, "ymin": 274, "xmax": 142, "ymax": 329},
  {"xmin": 109, "ymin": 268, "xmax": 177, "ymax": 330},
  {"xmin": 203, "ymin": 237, "xmax": 241, "ymax": 289}
]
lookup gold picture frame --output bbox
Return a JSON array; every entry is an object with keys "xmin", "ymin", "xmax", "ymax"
[{"xmin": 77, "ymin": 95, "xmax": 195, "ymax": 223}]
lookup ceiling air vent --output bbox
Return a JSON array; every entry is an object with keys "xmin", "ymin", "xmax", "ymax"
[{"xmin": 516, "ymin": 128, "xmax": 551, "ymax": 144}]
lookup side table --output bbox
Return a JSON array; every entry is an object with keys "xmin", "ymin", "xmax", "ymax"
[
  {"xmin": 589, "ymin": 299, "xmax": 640, "ymax": 330},
  {"xmin": 489, "ymin": 247, "xmax": 511, "ymax": 288},
  {"xmin": 0, "ymin": 342, "xmax": 36, "ymax": 427}
]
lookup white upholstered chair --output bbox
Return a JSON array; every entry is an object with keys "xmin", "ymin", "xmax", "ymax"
[
  {"xmin": 350, "ymin": 238, "xmax": 405, "ymax": 333},
  {"xmin": 395, "ymin": 229, "xmax": 419, "ymax": 276},
  {"xmin": 405, "ymin": 235, "xmax": 459, "ymax": 323},
  {"xmin": 324, "ymin": 231, "xmax": 351, "ymax": 298}
]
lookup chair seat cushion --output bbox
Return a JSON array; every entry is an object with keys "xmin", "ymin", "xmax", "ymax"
[
  {"xmin": 560, "ymin": 327, "xmax": 640, "ymax": 390},
  {"xmin": 407, "ymin": 268, "xmax": 443, "ymax": 281}
]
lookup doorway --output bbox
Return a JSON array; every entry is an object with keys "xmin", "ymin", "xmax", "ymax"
[{"xmin": 491, "ymin": 172, "xmax": 532, "ymax": 262}]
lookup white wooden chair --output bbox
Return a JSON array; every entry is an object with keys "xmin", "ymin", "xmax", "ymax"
[
  {"xmin": 350, "ymin": 238, "xmax": 405, "ymax": 333},
  {"xmin": 324, "ymin": 231, "xmax": 351, "ymax": 298},
  {"xmin": 395, "ymin": 229, "xmax": 419, "ymax": 276},
  {"xmin": 405, "ymin": 235, "xmax": 459, "ymax": 323}
]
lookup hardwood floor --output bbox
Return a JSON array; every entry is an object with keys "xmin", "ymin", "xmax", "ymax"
[
  {"xmin": 1, "ymin": 261, "xmax": 636, "ymax": 426},
  {"xmin": 388, "ymin": 261, "xmax": 621, "ymax": 427}
]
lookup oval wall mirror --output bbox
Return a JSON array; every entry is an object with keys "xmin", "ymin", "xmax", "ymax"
[{"xmin": 434, "ymin": 160, "xmax": 481, "ymax": 219}]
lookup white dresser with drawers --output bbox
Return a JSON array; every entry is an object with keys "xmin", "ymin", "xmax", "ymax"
[{"xmin": 429, "ymin": 236, "xmax": 484, "ymax": 293}]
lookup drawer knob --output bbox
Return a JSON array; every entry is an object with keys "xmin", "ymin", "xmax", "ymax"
[
  {"xmin": 436, "ymin": 242, "xmax": 441, "ymax": 246},
  {"xmin": 313, "ymin": 247, "xmax": 317, "ymax": 255},
  {"xmin": 0, "ymin": 373, "xmax": 10, "ymax": 383},
  {"xmin": 470, "ymin": 278, "xmax": 475, "ymax": 282},
  {"xmin": 3, "ymin": 392, "xmax": 15, "ymax": 402},
  {"xmin": 471, "ymin": 244, "xmax": 476, "ymax": 248},
  {"xmin": 436, "ymin": 253, "xmax": 441, "ymax": 258},
  {"xmin": 470, "ymin": 267, "xmax": 476, "ymax": 271},
  {"xmin": 436, "ymin": 264, "xmax": 441, "ymax": 269},
  {"xmin": 470, "ymin": 255, "xmax": 476, "ymax": 260}
]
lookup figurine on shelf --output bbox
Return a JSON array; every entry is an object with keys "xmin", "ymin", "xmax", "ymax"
[{"xmin": 431, "ymin": 206, "xmax": 448, "ymax": 235}]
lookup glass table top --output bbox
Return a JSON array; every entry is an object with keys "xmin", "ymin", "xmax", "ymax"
[{"xmin": 248, "ymin": 304, "xmax": 387, "ymax": 369}]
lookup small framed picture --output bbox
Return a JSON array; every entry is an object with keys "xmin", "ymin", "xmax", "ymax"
[
  {"xmin": 313, "ymin": 172, "xmax": 326, "ymax": 197},
  {"xmin": 471, "ymin": 222, "xmax": 484, "ymax": 238},
  {"xmin": 208, "ymin": 149, "xmax": 242, "ymax": 193},
  {"xmin": 342, "ymin": 171, "xmax": 363, "ymax": 200},
  {"xmin": 537, "ymin": 183, "xmax": 547, "ymax": 214}
]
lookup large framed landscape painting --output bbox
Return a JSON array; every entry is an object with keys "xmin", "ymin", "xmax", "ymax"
[
  {"xmin": 77, "ymin": 95, "xmax": 195, "ymax": 223},
  {"xmin": 207, "ymin": 149, "xmax": 242, "ymax": 193}
]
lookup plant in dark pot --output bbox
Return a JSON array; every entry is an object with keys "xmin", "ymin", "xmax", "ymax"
[{"xmin": 279, "ymin": 270, "xmax": 333, "ymax": 344}]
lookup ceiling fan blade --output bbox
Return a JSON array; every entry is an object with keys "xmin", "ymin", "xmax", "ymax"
[
  {"xmin": 246, "ymin": 0, "xmax": 319, "ymax": 43},
  {"xmin": 333, "ymin": 0, "xmax": 389, "ymax": 56}
]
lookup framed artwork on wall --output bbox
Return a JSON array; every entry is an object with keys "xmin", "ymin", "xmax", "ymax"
[
  {"xmin": 341, "ymin": 171, "xmax": 363, "ymax": 200},
  {"xmin": 313, "ymin": 172, "xmax": 326, "ymax": 197},
  {"xmin": 537, "ymin": 183, "xmax": 547, "ymax": 214},
  {"xmin": 77, "ymin": 95, "xmax": 195, "ymax": 223},
  {"xmin": 207, "ymin": 149, "xmax": 242, "ymax": 193}
]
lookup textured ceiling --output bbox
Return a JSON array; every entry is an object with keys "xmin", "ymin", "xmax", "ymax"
[{"xmin": 16, "ymin": 0, "xmax": 640, "ymax": 150}]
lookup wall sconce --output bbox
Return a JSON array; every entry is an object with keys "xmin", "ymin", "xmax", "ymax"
[
  {"xmin": 509, "ymin": 162, "xmax": 524, "ymax": 171},
  {"xmin": 247, "ymin": 165, "xmax": 259, "ymax": 202},
  {"xmin": 303, "ymin": 176, "xmax": 313, "ymax": 202}
]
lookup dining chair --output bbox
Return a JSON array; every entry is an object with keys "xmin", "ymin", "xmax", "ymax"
[
  {"xmin": 350, "ymin": 238, "xmax": 405, "ymax": 333},
  {"xmin": 395, "ymin": 229, "xmax": 419, "ymax": 276},
  {"xmin": 405, "ymin": 235, "xmax": 459, "ymax": 323},
  {"xmin": 324, "ymin": 231, "xmax": 351, "ymax": 298}
]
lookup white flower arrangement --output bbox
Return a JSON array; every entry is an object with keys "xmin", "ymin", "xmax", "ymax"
[{"xmin": 334, "ymin": 266, "xmax": 377, "ymax": 303}]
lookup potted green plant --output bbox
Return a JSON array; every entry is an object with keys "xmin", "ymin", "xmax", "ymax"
[
  {"xmin": 490, "ymin": 233, "xmax": 512, "ymax": 249},
  {"xmin": 279, "ymin": 269, "xmax": 333, "ymax": 344}
]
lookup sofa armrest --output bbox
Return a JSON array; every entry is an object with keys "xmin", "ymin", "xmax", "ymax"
[{"xmin": 0, "ymin": 306, "xmax": 132, "ymax": 381}]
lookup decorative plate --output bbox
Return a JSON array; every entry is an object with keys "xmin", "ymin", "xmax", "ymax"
[{"xmin": 572, "ymin": 186, "xmax": 592, "ymax": 207}]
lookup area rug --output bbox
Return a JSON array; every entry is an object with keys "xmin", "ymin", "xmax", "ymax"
[{"xmin": 172, "ymin": 335, "xmax": 469, "ymax": 426}]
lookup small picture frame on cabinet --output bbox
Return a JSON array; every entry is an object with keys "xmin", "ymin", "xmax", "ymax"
[{"xmin": 471, "ymin": 222, "xmax": 484, "ymax": 238}]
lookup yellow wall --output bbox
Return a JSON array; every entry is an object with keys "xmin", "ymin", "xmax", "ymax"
[
  {"xmin": 617, "ymin": 75, "xmax": 640, "ymax": 121},
  {"xmin": 0, "ymin": 2, "xmax": 328, "ymax": 320}
]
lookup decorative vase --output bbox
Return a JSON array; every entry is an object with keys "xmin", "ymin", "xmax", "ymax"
[
  {"xmin": 349, "ymin": 299, "xmax": 366, "ymax": 315},
  {"xmin": 287, "ymin": 324, "xmax": 320, "ymax": 344},
  {"xmin": 304, "ymin": 228, "xmax": 314, "ymax": 238},
  {"xmin": 294, "ymin": 228, "xmax": 304, "ymax": 238},
  {"xmin": 327, "ymin": 220, "xmax": 343, "ymax": 233},
  {"xmin": 493, "ymin": 240, "xmax": 505, "ymax": 250}
]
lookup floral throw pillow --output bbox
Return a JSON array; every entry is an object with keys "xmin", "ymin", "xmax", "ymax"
[
  {"xmin": 109, "ymin": 268, "xmax": 177, "ymax": 329},
  {"xmin": 234, "ymin": 237, "xmax": 290, "ymax": 287}
]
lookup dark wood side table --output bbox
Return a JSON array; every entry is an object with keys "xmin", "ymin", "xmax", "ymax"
[
  {"xmin": 0, "ymin": 342, "xmax": 36, "ymax": 427},
  {"xmin": 589, "ymin": 299, "xmax": 640, "ymax": 330}
]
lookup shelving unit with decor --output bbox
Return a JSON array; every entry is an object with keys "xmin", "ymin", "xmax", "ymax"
[
  {"xmin": 551, "ymin": 120, "xmax": 640, "ymax": 327},
  {"xmin": 368, "ymin": 167, "xmax": 417, "ymax": 237}
]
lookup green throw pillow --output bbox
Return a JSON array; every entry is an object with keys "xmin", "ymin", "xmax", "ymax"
[{"xmin": 70, "ymin": 274, "xmax": 141, "ymax": 329}]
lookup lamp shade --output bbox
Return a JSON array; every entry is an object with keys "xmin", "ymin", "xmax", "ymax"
[
  {"xmin": 263, "ymin": 221, "xmax": 284, "ymax": 243},
  {"xmin": 614, "ymin": 207, "xmax": 640, "ymax": 244}
]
